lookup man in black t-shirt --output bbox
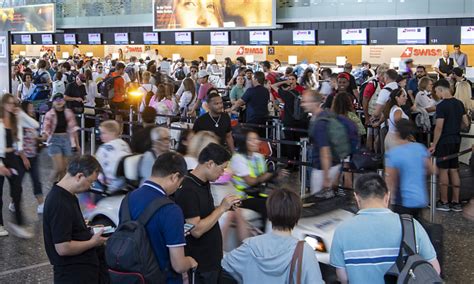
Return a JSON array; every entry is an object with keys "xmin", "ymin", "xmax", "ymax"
[
  {"xmin": 429, "ymin": 79, "xmax": 469, "ymax": 212},
  {"xmin": 43, "ymin": 155, "xmax": 106, "ymax": 283},
  {"xmin": 64, "ymin": 73, "xmax": 87, "ymax": 114},
  {"xmin": 193, "ymin": 89, "xmax": 234, "ymax": 152},
  {"xmin": 132, "ymin": 106, "xmax": 157, "ymax": 153},
  {"xmin": 174, "ymin": 144, "xmax": 240, "ymax": 284}
]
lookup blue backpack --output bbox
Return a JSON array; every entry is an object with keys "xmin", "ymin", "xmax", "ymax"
[
  {"xmin": 98, "ymin": 75, "xmax": 121, "ymax": 99},
  {"xmin": 28, "ymin": 71, "xmax": 51, "ymax": 101}
]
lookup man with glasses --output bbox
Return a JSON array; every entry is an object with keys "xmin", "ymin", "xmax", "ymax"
[
  {"xmin": 407, "ymin": 65, "xmax": 427, "ymax": 98},
  {"xmin": 139, "ymin": 127, "xmax": 171, "ymax": 184},
  {"xmin": 176, "ymin": 65, "xmax": 200, "ymax": 100},
  {"xmin": 175, "ymin": 143, "xmax": 241, "ymax": 284},
  {"xmin": 93, "ymin": 63, "xmax": 106, "ymax": 84},
  {"xmin": 125, "ymin": 152, "xmax": 198, "ymax": 284}
]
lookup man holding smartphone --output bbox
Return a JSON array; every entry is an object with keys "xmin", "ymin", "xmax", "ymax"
[{"xmin": 174, "ymin": 143, "xmax": 241, "ymax": 284}]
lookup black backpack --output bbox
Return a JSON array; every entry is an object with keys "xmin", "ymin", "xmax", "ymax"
[
  {"xmin": 125, "ymin": 64, "xmax": 137, "ymax": 83},
  {"xmin": 106, "ymin": 194, "xmax": 173, "ymax": 284},
  {"xmin": 98, "ymin": 75, "xmax": 121, "ymax": 99},
  {"xmin": 288, "ymin": 89, "xmax": 304, "ymax": 121},
  {"xmin": 358, "ymin": 77, "xmax": 378, "ymax": 105},
  {"xmin": 384, "ymin": 214, "xmax": 443, "ymax": 284},
  {"xmin": 175, "ymin": 68, "xmax": 186, "ymax": 81}
]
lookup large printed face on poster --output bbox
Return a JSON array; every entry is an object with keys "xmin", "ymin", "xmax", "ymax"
[
  {"xmin": 153, "ymin": 0, "xmax": 274, "ymax": 30},
  {"xmin": 0, "ymin": 4, "xmax": 55, "ymax": 33}
]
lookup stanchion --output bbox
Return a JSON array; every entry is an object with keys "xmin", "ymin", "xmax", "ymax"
[
  {"xmin": 275, "ymin": 119, "xmax": 282, "ymax": 159},
  {"xmin": 91, "ymin": 128, "xmax": 96, "ymax": 154},
  {"xmin": 80, "ymin": 114, "xmax": 85, "ymax": 156},
  {"xmin": 430, "ymin": 157, "xmax": 437, "ymax": 223},
  {"xmin": 265, "ymin": 120, "xmax": 269, "ymax": 139},
  {"xmin": 300, "ymin": 138, "xmax": 309, "ymax": 198},
  {"xmin": 129, "ymin": 106, "xmax": 133, "ymax": 138}
]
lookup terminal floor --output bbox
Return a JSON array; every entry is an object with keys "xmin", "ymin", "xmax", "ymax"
[{"xmin": 0, "ymin": 151, "xmax": 473, "ymax": 283}]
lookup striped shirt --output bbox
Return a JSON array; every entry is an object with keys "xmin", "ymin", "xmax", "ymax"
[{"xmin": 330, "ymin": 208, "xmax": 436, "ymax": 284}]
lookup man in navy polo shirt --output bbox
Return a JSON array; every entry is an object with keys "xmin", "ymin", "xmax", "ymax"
[{"xmin": 125, "ymin": 152, "xmax": 198, "ymax": 284}]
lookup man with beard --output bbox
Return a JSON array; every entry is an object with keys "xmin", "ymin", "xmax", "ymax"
[
  {"xmin": 193, "ymin": 89, "xmax": 234, "ymax": 152},
  {"xmin": 407, "ymin": 65, "xmax": 427, "ymax": 98}
]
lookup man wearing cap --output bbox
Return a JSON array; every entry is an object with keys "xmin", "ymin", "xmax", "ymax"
[
  {"xmin": 451, "ymin": 45, "xmax": 468, "ymax": 71},
  {"xmin": 191, "ymin": 70, "xmax": 215, "ymax": 114},
  {"xmin": 64, "ymin": 73, "xmax": 87, "ymax": 114}
]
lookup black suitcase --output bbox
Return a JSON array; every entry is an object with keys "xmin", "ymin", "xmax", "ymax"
[{"xmin": 419, "ymin": 219, "xmax": 444, "ymax": 277}]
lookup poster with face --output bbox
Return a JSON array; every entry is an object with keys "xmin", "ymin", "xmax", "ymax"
[{"xmin": 153, "ymin": 0, "xmax": 274, "ymax": 30}]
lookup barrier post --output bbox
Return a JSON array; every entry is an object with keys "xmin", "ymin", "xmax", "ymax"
[
  {"xmin": 430, "ymin": 157, "xmax": 437, "ymax": 223},
  {"xmin": 80, "ymin": 114, "xmax": 85, "ymax": 156},
  {"xmin": 275, "ymin": 120, "xmax": 282, "ymax": 159},
  {"xmin": 265, "ymin": 120, "xmax": 269, "ymax": 139},
  {"xmin": 271, "ymin": 118, "xmax": 277, "ymax": 141},
  {"xmin": 129, "ymin": 105, "xmax": 133, "ymax": 138},
  {"xmin": 90, "ymin": 128, "xmax": 96, "ymax": 154},
  {"xmin": 300, "ymin": 138, "xmax": 309, "ymax": 198}
]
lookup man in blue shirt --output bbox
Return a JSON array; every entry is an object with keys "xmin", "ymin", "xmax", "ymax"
[
  {"xmin": 407, "ymin": 65, "xmax": 427, "ymax": 98},
  {"xmin": 330, "ymin": 173, "xmax": 440, "ymax": 284},
  {"xmin": 125, "ymin": 152, "xmax": 197, "ymax": 284}
]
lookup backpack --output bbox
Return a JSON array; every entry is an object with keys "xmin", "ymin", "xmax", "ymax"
[
  {"xmin": 384, "ymin": 214, "xmax": 443, "ymax": 284},
  {"xmin": 368, "ymin": 85, "xmax": 393, "ymax": 116},
  {"xmin": 65, "ymin": 72, "xmax": 76, "ymax": 85},
  {"xmin": 106, "ymin": 194, "xmax": 173, "ymax": 284},
  {"xmin": 98, "ymin": 76, "xmax": 121, "ymax": 99},
  {"xmin": 28, "ymin": 71, "xmax": 51, "ymax": 101},
  {"xmin": 33, "ymin": 71, "xmax": 49, "ymax": 85},
  {"xmin": 358, "ymin": 77, "xmax": 378, "ymax": 106},
  {"xmin": 289, "ymin": 90, "xmax": 304, "ymax": 121},
  {"xmin": 125, "ymin": 64, "xmax": 137, "ymax": 83},
  {"xmin": 175, "ymin": 68, "xmax": 186, "ymax": 81},
  {"xmin": 315, "ymin": 113, "xmax": 354, "ymax": 160}
]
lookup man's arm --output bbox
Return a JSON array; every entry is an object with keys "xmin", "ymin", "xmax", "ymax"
[
  {"xmin": 185, "ymin": 195, "xmax": 240, "ymax": 239},
  {"xmin": 230, "ymin": 99, "xmax": 245, "ymax": 112},
  {"xmin": 335, "ymin": 268, "xmax": 348, "ymax": 284},
  {"xmin": 429, "ymin": 118, "xmax": 444, "ymax": 153},
  {"xmin": 385, "ymin": 167, "xmax": 398, "ymax": 204},
  {"xmin": 461, "ymin": 114, "xmax": 469, "ymax": 129},
  {"xmin": 169, "ymin": 246, "xmax": 197, "ymax": 273},
  {"xmin": 226, "ymin": 132, "xmax": 235, "ymax": 153},
  {"xmin": 55, "ymin": 231, "xmax": 106, "ymax": 256}
]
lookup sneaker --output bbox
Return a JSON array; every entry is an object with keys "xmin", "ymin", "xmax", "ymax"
[
  {"xmin": 436, "ymin": 200, "xmax": 451, "ymax": 212},
  {"xmin": 8, "ymin": 202, "xmax": 15, "ymax": 213},
  {"xmin": 450, "ymin": 202, "xmax": 463, "ymax": 212},
  {"xmin": 7, "ymin": 223, "xmax": 33, "ymax": 239},
  {"xmin": 37, "ymin": 203, "xmax": 44, "ymax": 214},
  {"xmin": 0, "ymin": 226, "xmax": 8, "ymax": 237},
  {"xmin": 314, "ymin": 189, "xmax": 336, "ymax": 200}
]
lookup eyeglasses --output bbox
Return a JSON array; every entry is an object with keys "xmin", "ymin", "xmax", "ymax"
[
  {"xmin": 53, "ymin": 98, "xmax": 65, "ymax": 102},
  {"xmin": 98, "ymin": 67, "xmax": 103, "ymax": 69}
]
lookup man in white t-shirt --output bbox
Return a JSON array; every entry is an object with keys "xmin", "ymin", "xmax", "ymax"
[
  {"xmin": 95, "ymin": 120, "xmax": 131, "ymax": 192},
  {"xmin": 92, "ymin": 63, "xmax": 106, "ymax": 84}
]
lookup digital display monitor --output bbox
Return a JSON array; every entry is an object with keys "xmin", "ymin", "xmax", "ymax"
[
  {"xmin": 41, "ymin": 34, "xmax": 53, "ymax": 44},
  {"xmin": 64, "ymin": 34, "xmax": 76, "ymax": 44},
  {"xmin": 341, "ymin": 29, "xmax": 367, "ymax": 45},
  {"xmin": 292, "ymin": 30, "xmax": 315, "ymax": 45},
  {"xmin": 88, "ymin": 33, "xmax": 101, "ymax": 45},
  {"xmin": 175, "ymin": 32, "xmax": 192, "ymax": 45},
  {"xmin": 461, "ymin": 26, "xmax": 474, "ymax": 44},
  {"xmin": 1, "ymin": 4, "xmax": 55, "ymax": 33},
  {"xmin": 210, "ymin": 31, "xmax": 229, "ymax": 45},
  {"xmin": 249, "ymin": 30, "xmax": 270, "ymax": 45},
  {"xmin": 143, "ymin": 32, "xmax": 159, "ymax": 44},
  {"xmin": 114, "ymin": 33, "xmax": 129, "ymax": 44},
  {"xmin": 397, "ymin": 27, "xmax": 426, "ymax": 44},
  {"xmin": 21, "ymin": 34, "xmax": 31, "ymax": 44},
  {"xmin": 153, "ymin": 0, "xmax": 275, "ymax": 31}
]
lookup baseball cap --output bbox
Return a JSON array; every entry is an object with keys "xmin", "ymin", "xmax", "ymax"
[
  {"xmin": 198, "ymin": 70, "xmax": 209, "ymax": 79},
  {"xmin": 77, "ymin": 73, "xmax": 86, "ymax": 82},
  {"xmin": 51, "ymin": 93, "xmax": 64, "ymax": 101},
  {"xmin": 337, "ymin": 72, "xmax": 351, "ymax": 81}
]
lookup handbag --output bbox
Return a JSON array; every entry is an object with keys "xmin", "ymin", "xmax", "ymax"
[
  {"xmin": 289, "ymin": 241, "xmax": 304, "ymax": 284},
  {"xmin": 351, "ymin": 151, "xmax": 383, "ymax": 171}
]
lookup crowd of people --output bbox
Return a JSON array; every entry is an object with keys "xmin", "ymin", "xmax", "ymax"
[{"xmin": 1, "ymin": 45, "xmax": 473, "ymax": 283}]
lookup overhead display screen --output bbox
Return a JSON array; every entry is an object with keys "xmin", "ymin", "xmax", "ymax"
[
  {"xmin": 249, "ymin": 30, "xmax": 270, "ymax": 45},
  {"xmin": 0, "ymin": 4, "xmax": 55, "ymax": 33},
  {"xmin": 461, "ymin": 26, "xmax": 474, "ymax": 44},
  {"xmin": 210, "ymin": 31, "xmax": 229, "ymax": 45},
  {"xmin": 341, "ymin": 29, "xmax": 367, "ymax": 45},
  {"xmin": 88, "ymin": 33, "xmax": 101, "ymax": 45},
  {"xmin": 41, "ymin": 34, "xmax": 53, "ymax": 44},
  {"xmin": 175, "ymin": 32, "xmax": 192, "ymax": 45},
  {"xmin": 143, "ymin": 32, "xmax": 159, "ymax": 44},
  {"xmin": 114, "ymin": 33, "xmax": 129, "ymax": 44},
  {"xmin": 21, "ymin": 34, "xmax": 31, "ymax": 44},
  {"xmin": 292, "ymin": 30, "xmax": 315, "ymax": 45},
  {"xmin": 397, "ymin": 27, "xmax": 426, "ymax": 44},
  {"xmin": 64, "ymin": 34, "xmax": 76, "ymax": 45},
  {"xmin": 153, "ymin": 0, "xmax": 275, "ymax": 31}
]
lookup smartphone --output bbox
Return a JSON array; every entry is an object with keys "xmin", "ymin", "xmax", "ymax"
[
  {"xmin": 184, "ymin": 223, "xmax": 195, "ymax": 234},
  {"xmin": 92, "ymin": 226, "xmax": 115, "ymax": 237}
]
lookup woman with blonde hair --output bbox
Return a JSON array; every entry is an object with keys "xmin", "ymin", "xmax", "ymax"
[
  {"xmin": 157, "ymin": 0, "xmax": 224, "ymax": 29},
  {"xmin": 139, "ymin": 71, "xmax": 158, "ymax": 108},
  {"xmin": 415, "ymin": 76, "xmax": 438, "ymax": 114},
  {"xmin": 184, "ymin": 130, "xmax": 219, "ymax": 170},
  {"xmin": 454, "ymin": 81, "xmax": 473, "ymax": 112}
]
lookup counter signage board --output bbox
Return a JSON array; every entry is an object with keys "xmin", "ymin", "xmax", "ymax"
[
  {"xmin": 64, "ymin": 34, "xmax": 76, "ymax": 45},
  {"xmin": 210, "ymin": 45, "xmax": 267, "ymax": 62},
  {"xmin": 104, "ymin": 45, "xmax": 146, "ymax": 59},
  {"xmin": 41, "ymin": 34, "xmax": 52, "ymax": 45},
  {"xmin": 362, "ymin": 45, "xmax": 446, "ymax": 65},
  {"xmin": 292, "ymin": 30, "xmax": 315, "ymax": 45},
  {"xmin": 341, "ymin": 29, "xmax": 367, "ymax": 45},
  {"xmin": 21, "ymin": 34, "xmax": 31, "ymax": 44},
  {"xmin": 210, "ymin": 31, "xmax": 229, "ymax": 45},
  {"xmin": 114, "ymin": 33, "xmax": 129, "ymax": 45},
  {"xmin": 249, "ymin": 31, "xmax": 270, "ymax": 45},
  {"xmin": 88, "ymin": 33, "xmax": 101, "ymax": 45},
  {"xmin": 461, "ymin": 26, "xmax": 474, "ymax": 44},
  {"xmin": 143, "ymin": 32, "xmax": 159, "ymax": 44},
  {"xmin": 397, "ymin": 27, "xmax": 426, "ymax": 44},
  {"xmin": 175, "ymin": 32, "xmax": 192, "ymax": 44}
]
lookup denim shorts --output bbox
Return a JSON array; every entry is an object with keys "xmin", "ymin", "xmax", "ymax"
[{"xmin": 48, "ymin": 134, "xmax": 72, "ymax": 157}]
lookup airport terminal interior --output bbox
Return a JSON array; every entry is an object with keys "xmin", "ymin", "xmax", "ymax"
[{"xmin": 0, "ymin": 0, "xmax": 473, "ymax": 283}]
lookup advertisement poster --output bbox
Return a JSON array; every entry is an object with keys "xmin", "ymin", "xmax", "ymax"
[
  {"xmin": 461, "ymin": 26, "xmax": 474, "ymax": 44},
  {"xmin": 153, "ymin": 0, "xmax": 274, "ymax": 30},
  {"xmin": 397, "ymin": 27, "xmax": 427, "ymax": 44},
  {"xmin": 0, "ymin": 4, "xmax": 54, "ymax": 33},
  {"xmin": 341, "ymin": 29, "xmax": 367, "ymax": 45},
  {"xmin": 362, "ymin": 45, "xmax": 446, "ymax": 65},
  {"xmin": 104, "ymin": 45, "xmax": 145, "ymax": 60},
  {"xmin": 210, "ymin": 45, "xmax": 267, "ymax": 62},
  {"xmin": 0, "ymin": 32, "xmax": 10, "ymax": 94},
  {"xmin": 0, "ymin": 35, "xmax": 7, "ymax": 58}
]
